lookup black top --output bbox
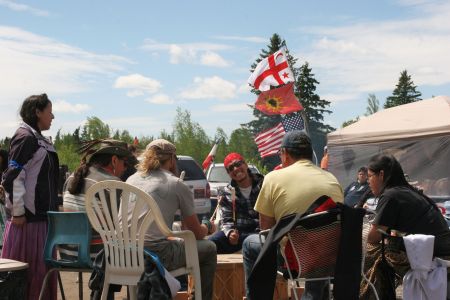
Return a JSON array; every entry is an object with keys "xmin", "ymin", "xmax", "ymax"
[
  {"xmin": 375, "ymin": 186, "xmax": 450, "ymax": 256},
  {"xmin": 344, "ymin": 181, "xmax": 370, "ymax": 207}
]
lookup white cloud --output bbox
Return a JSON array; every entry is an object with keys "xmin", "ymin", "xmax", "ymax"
[
  {"xmin": 213, "ymin": 35, "xmax": 267, "ymax": 43},
  {"xmin": 53, "ymin": 100, "xmax": 91, "ymax": 113},
  {"xmin": 200, "ymin": 51, "xmax": 229, "ymax": 67},
  {"xmin": 146, "ymin": 94, "xmax": 174, "ymax": 105},
  {"xmin": 238, "ymin": 83, "xmax": 251, "ymax": 94},
  {"xmin": 114, "ymin": 74, "xmax": 161, "ymax": 96},
  {"xmin": 180, "ymin": 76, "xmax": 237, "ymax": 100},
  {"xmin": 0, "ymin": 26, "xmax": 129, "ymax": 102},
  {"xmin": 210, "ymin": 103, "xmax": 249, "ymax": 112},
  {"xmin": 0, "ymin": 25, "xmax": 130, "ymax": 138},
  {"xmin": 0, "ymin": 0, "xmax": 49, "ymax": 16},
  {"xmin": 142, "ymin": 40, "xmax": 232, "ymax": 67},
  {"xmin": 295, "ymin": 1, "xmax": 450, "ymax": 103}
]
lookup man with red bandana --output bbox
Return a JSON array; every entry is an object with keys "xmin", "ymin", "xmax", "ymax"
[{"xmin": 208, "ymin": 153, "xmax": 264, "ymax": 254}]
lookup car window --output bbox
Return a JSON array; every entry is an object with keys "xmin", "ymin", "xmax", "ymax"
[
  {"xmin": 208, "ymin": 166, "xmax": 231, "ymax": 182},
  {"xmin": 177, "ymin": 160, "xmax": 206, "ymax": 181}
]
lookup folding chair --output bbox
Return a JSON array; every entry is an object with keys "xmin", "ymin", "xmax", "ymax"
[
  {"xmin": 39, "ymin": 211, "xmax": 93, "ymax": 300},
  {"xmin": 278, "ymin": 209, "xmax": 379, "ymax": 300},
  {"xmin": 278, "ymin": 210, "xmax": 341, "ymax": 300},
  {"xmin": 85, "ymin": 180, "xmax": 202, "ymax": 300}
]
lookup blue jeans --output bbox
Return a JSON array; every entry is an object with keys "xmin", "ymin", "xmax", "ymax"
[
  {"xmin": 208, "ymin": 230, "xmax": 252, "ymax": 254},
  {"xmin": 242, "ymin": 234, "xmax": 329, "ymax": 300}
]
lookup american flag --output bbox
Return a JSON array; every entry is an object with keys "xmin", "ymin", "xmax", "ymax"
[
  {"xmin": 281, "ymin": 112, "xmax": 305, "ymax": 132},
  {"xmin": 254, "ymin": 113, "xmax": 306, "ymax": 158}
]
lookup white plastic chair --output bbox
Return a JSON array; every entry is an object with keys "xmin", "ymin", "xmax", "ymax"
[{"xmin": 85, "ymin": 180, "xmax": 202, "ymax": 300}]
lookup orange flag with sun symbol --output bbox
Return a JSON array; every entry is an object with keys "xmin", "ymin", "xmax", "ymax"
[{"xmin": 254, "ymin": 82, "xmax": 303, "ymax": 115}]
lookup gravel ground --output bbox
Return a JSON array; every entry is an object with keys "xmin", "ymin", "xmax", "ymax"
[{"xmin": 59, "ymin": 272, "xmax": 127, "ymax": 300}]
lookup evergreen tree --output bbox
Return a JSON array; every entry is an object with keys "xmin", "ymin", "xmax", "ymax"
[
  {"xmin": 296, "ymin": 62, "xmax": 333, "ymax": 160},
  {"xmin": 244, "ymin": 34, "xmax": 287, "ymax": 134},
  {"xmin": 365, "ymin": 94, "xmax": 380, "ymax": 116},
  {"xmin": 244, "ymin": 33, "xmax": 334, "ymax": 166},
  {"xmin": 342, "ymin": 116, "xmax": 360, "ymax": 128},
  {"xmin": 384, "ymin": 70, "xmax": 422, "ymax": 108}
]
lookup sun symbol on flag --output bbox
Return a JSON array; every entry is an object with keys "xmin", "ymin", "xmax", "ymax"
[{"xmin": 265, "ymin": 96, "xmax": 283, "ymax": 112}]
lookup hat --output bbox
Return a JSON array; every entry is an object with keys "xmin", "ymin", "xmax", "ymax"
[
  {"xmin": 281, "ymin": 130, "xmax": 311, "ymax": 149},
  {"xmin": 80, "ymin": 139, "xmax": 131, "ymax": 163},
  {"xmin": 146, "ymin": 139, "xmax": 176, "ymax": 154},
  {"xmin": 224, "ymin": 152, "xmax": 244, "ymax": 168}
]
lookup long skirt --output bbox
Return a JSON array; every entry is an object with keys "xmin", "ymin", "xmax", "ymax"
[
  {"xmin": 1, "ymin": 220, "xmax": 56, "ymax": 300},
  {"xmin": 360, "ymin": 243, "xmax": 409, "ymax": 300}
]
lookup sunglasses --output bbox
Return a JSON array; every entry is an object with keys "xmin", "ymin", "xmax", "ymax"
[{"xmin": 227, "ymin": 160, "xmax": 244, "ymax": 172}]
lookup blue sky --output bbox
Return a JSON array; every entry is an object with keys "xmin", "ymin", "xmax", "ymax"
[{"xmin": 1, "ymin": 0, "xmax": 450, "ymax": 141}]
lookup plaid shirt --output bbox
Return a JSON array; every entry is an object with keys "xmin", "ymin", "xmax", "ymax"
[{"xmin": 219, "ymin": 172, "xmax": 264, "ymax": 237}]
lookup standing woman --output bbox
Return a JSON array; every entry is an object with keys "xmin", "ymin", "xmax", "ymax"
[{"xmin": 1, "ymin": 94, "xmax": 59, "ymax": 300}]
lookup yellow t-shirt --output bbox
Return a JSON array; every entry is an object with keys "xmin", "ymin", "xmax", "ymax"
[{"xmin": 255, "ymin": 160, "xmax": 344, "ymax": 221}]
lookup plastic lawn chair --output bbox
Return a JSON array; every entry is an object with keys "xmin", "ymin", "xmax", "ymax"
[{"xmin": 39, "ymin": 211, "xmax": 93, "ymax": 300}]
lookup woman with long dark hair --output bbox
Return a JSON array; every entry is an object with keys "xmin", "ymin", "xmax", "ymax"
[
  {"xmin": 360, "ymin": 154, "xmax": 450, "ymax": 299},
  {"xmin": 61, "ymin": 139, "xmax": 130, "ymax": 259},
  {"xmin": 1, "ymin": 94, "xmax": 59, "ymax": 300}
]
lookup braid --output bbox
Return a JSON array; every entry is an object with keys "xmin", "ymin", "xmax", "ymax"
[{"xmin": 67, "ymin": 155, "xmax": 92, "ymax": 194}]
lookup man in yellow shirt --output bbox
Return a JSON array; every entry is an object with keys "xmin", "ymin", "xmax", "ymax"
[{"xmin": 242, "ymin": 131, "xmax": 344, "ymax": 300}]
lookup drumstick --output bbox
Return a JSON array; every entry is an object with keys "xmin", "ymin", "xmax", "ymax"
[{"xmin": 231, "ymin": 187, "xmax": 236, "ymax": 225}]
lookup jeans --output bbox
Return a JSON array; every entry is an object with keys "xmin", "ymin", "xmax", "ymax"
[
  {"xmin": 242, "ymin": 234, "xmax": 329, "ymax": 300},
  {"xmin": 145, "ymin": 239, "xmax": 217, "ymax": 300},
  {"xmin": 242, "ymin": 234, "xmax": 264, "ymax": 299},
  {"xmin": 208, "ymin": 230, "xmax": 253, "ymax": 254}
]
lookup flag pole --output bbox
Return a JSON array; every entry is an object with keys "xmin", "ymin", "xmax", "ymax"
[{"xmin": 283, "ymin": 43, "xmax": 318, "ymax": 164}]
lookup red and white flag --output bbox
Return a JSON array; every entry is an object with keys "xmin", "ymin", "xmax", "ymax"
[
  {"xmin": 202, "ymin": 141, "xmax": 219, "ymax": 172},
  {"xmin": 254, "ymin": 123, "xmax": 286, "ymax": 158},
  {"xmin": 248, "ymin": 48, "xmax": 294, "ymax": 92}
]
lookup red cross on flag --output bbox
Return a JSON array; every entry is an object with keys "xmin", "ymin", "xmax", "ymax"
[{"xmin": 248, "ymin": 48, "xmax": 294, "ymax": 91}]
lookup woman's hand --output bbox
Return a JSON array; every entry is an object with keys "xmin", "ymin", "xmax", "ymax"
[{"xmin": 11, "ymin": 215, "xmax": 26, "ymax": 226}]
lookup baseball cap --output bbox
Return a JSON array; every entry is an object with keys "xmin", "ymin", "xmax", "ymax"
[
  {"xmin": 281, "ymin": 130, "xmax": 311, "ymax": 149},
  {"xmin": 146, "ymin": 139, "xmax": 176, "ymax": 154}
]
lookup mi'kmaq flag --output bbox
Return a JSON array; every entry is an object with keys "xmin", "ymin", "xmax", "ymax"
[
  {"xmin": 248, "ymin": 48, "xmax": 294, "ymax": 92},
  {"xmin": 202, "ymin": 140, "xmax": 219, "ymax": 172}
]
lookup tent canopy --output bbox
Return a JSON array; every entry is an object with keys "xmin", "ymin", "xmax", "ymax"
[{"xmin": 328, "ymin": 96, "xmax": 450, "ymax": 146}]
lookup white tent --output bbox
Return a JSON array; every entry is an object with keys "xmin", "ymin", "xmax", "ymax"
[
  {"xmin": 326, "ymin": 96, "xmax": 450, "ymax": 196},
  {"xmin": 328, "ymin": 96, "xmax": 450, "ymax": 146}
]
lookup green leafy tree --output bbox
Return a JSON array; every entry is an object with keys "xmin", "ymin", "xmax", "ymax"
[
  {"xmin": 0, "ymin": 137, "xmax": 11, "ymax": 150},
  {"xmin": 211, "ymin": 128, "xmax": 228, "ymax": 163},
  {"xmin": 53, "ymin": 129, "xmax": 81, "ymax": 171},
  {"xmin": 172, "ymin": 108, "xmax": 211, "ymax": 163},
  {"xmin": 228, "ymin": 127, "xmax": 259, "ymax": 162},
  {"xmin": 384, "ymin": 70, "xmax": 422, "ymax": 108},
  {"xmin": 365, "ymin": 94, "xmax": 380, "ymax": 116},
  {"xmin": 81, "ymin": 116, "xmax": 111, "ymax": 140}
]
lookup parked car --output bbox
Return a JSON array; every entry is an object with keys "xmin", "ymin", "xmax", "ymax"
[
  {"xmin": 205, "ymin": 162, "xmax": 261, "ymax": 216},
  {"xmin": 177, "ymin": 155, "xmax": 211, "ymax": 219}
]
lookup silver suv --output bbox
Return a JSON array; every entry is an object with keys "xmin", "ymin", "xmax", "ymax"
[{"xmin": 177, "ymin": 156, "xmax": 211, "ymax": 218}]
